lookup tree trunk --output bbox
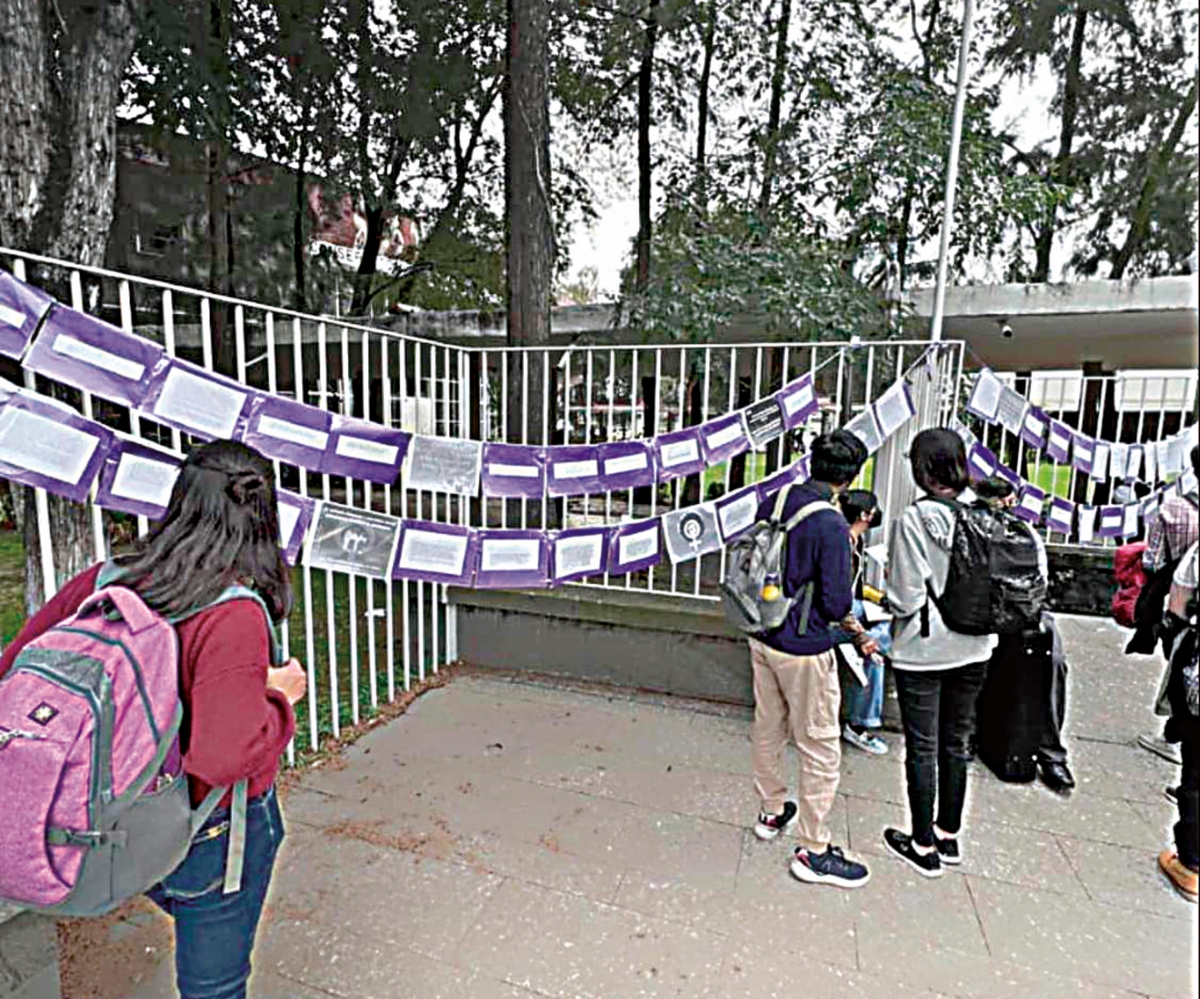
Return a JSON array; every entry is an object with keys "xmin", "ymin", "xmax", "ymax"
[
  {"xmin": 694, "ymin": 0, "xmax": 717, "ymax": 208},
  {"xmin": 350, "ymin": 206, "xmax": 385, "ymax": 315},
  {"xmin": 1033, "ymin": 3, "xmax": 1087, "ymax": 283},
  {"xmin": 504, "ymin": 0, "xmax": 554, "ymax": 448},
  {"xmin": 1110, "ymin": 76, "xmax": 1198, "ymax": 280},
  {"xmin": 634, "ymin": 0, "xmax": 660, "ymax": 293},
  {"xmin": 293, "ymin": 93, "xmax": 312, "ymax": 312},
  {"xmin": 757, "ymin": 0, "xmax": 791, "ymax": 219},
  {"xmin": 0, "ymin": 0, "xmax": 144, "ymax": 614}
]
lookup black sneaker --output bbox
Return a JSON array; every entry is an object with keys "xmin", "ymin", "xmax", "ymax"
[
  {"xmin": 883, "ymin": 828, "xmax": 944, "ymax": 879},
  {"xmin": 1165, "ymin": 785, "xmax": 1179, "ymax": 806},
  {"xmin": 934, "ymin": 833, "xmax": 962, "ymax": 866},
  {"xmin": 754, "ymin": 800, "xmax": 798, "ymax": 841},
  {"xmin": 790, "ymin": 845, "xmax": 871, "ymax": 888}
]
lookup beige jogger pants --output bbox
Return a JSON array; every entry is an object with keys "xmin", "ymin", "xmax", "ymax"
[{"xmin": 749, "ymin": 638, "xmax": 842, "ymax": 852}]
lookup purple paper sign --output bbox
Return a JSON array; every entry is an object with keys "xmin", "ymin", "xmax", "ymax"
[
  {"xmin": 599, "ymin": 440, "xmax": 655, "ymax": 492},
  {"xmin": 140, "ymin": 358, "xmax": 252, "ymax": 442},
  {"xmin": 607, "ymin": 518, "xmax": 662, "ymax": 575},
  {"xmin": 715, "ymin": 485, "xmax": 763, "ymax": 542},
  {"xmin": 1014, "ymin": 483, "xmax": 1046, "ymax": 524},
  {"xmin": 481, "ymin": 442, "xmax": 546, "ymax": 498},
  {"xmin": 699, "ymin": 413, "xmax": 750, "ymax": 466},
  {"xmin": 995, "ymin": 464, "xmax": 1022, "ymax": 488},
  {"xmin": 474, "ymin": 529, "xmax": 549, "ymax": 589},
  {"xmin": 1046, "ymin": 497, "xmax": 1075, "ymax": 534},
  {"xmin": 1044, "ymin": 420, "xmax": 1072, "ymax": 464},
  {"xmin": 277, "ymin": 490, "xmax": 315, "ymax": 565},
  {"xmin": 95, "ymin": 438, "xmax": 182, "ymax": 520},
  {"xmin": 550, "ymin": 527, "xmax": 610, "ymax": 584},
  {"xmin": 324, "ymin": 415, "xmax": 409, "ymax": 484},
  {"xmin": 759, "ymin": 457, "xmax": 807, "ymax": 498},
  {"xmin": 653, "ymin": 427, "xmax": 705, "ymax": 481},
  {"xmin": 0, "ymin": 271, "xmax": 54, "ymax": 359},
  {"xmin": 241, "ymin": 391, "xmax": 332, "ymax": 469},
  {"xmin": 1019, "ymin": 406, "xmax": 1049, "ymax": 449},
  {"xmin": 1096, "ymin": 505, "xmax": 1124, "ymax": 539},
  {"xmin": 392, "ymin": 520, "xmax": 476, "ymax": 585},
  {"xmin": 545, "ymin": 444, "xmax": 604, "ymax": 496},
  {"xmin": 776, "ymin": 374, "xmax": 818, "ymax": 429},
  {"xmin": 23, "ymin": 306, "xmax": 166, "ymax": 407},
  {"xmin": 1071, "ymin": 433, "xmax": 1095, "ymax": 475},
  {"xmin": 967, "ymin": 444, "xmax": 998, "ymax": 481},
  {"xmin": 0, "ymin": 390, "xmax": 113, "ymax": 502}
]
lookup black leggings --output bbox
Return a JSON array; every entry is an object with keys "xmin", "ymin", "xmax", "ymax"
[
  {"xmin": 1176, "ymin": 728, "xmax": 1198, "ymax": 871},
  {"xmin": 895, "ymin": 662, "xmax": 990, "ymax": 847}
]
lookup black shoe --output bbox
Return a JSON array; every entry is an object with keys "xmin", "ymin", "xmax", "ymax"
[
  {"xmin": 1165, "ymin": 785, "xmax": 1178, "ymax": 806},
  {"xmin": 883, "ymin": 828, "xmax": 943, "ymax": 879},
  {"xmin": 754, "ymin": 800, "xmax": 798, "ymax": 841},
  {"xmin": 790, "ymin": 844, "xmax": 871, "ymax": 888},
  {"xmin": 934, "ymin": 833, "xmax": 962, "ymax": 866},
  {"xmin": 1039, "ymin": 761, "xmax": 1075, "ymax": 794}
]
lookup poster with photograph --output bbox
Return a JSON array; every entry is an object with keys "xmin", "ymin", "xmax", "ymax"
[
  {"xmin": 406, "ymin": 436, "xmax": 482, "ymax": 495},
  {"xmin": 663, "ymin": 503, "xmax": 721, "ymax": 563},
  {"xmin": 304, "ymin": 502, "xmax": 402, "ymax": 578},
  {"xmin": 392, "ymin": 520, "xmax": 475, "ymax": 585},
  {"xmin": 95, "ymin": 438, "xmax": 182, "ymax": 520},
  {"xmin": 0, "ymin": 271, "xmax": 54, "ymax": 359},
  {"xmin": 652, "ymin": 427, "xmax": 705, "ymax": 481},
  {"xmin": 744, "ymin": 398, "xmax": 786, "ymax": 449},
  {"xmin": 481, "ymin": 443, "xmax": 545, "ymax": 498},
  {"xmin": 475, "ymin": 530, "xmax": 549, "ymax": 589},
  {"xmin": 24, "ymin": 306, "xmax": 166, "ymax": 407}
]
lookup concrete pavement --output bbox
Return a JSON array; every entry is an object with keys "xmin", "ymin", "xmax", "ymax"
[{"xmin": 119, "ymin": 614, "xmax": 1197, "ymax": 999}]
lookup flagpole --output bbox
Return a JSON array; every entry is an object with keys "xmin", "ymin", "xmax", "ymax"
[{"xmin": 929, "ymin": 0, "xmax": 976, "ymax": 344}]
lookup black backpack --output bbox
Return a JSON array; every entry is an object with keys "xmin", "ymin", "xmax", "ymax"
[{"xmin": 920, "ymin": 498, "xmax": 1046, "ymax": 638}]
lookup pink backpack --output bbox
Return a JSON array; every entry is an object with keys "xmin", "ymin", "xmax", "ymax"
[{"xmin": 0, "ymin": 579, "xmax": 267, "ymax": 916}]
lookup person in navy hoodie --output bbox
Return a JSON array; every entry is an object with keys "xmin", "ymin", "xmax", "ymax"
[{"xmin": 749, "ymin": 429, "xmax": 873, "ymax": 889}]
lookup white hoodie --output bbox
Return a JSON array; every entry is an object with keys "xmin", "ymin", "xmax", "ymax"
[{"xmin": 886, "ymin": 491, "xmax": 999, "ymax": 671}]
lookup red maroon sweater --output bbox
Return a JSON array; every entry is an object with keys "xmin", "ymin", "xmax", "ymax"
[{"xmin": 0, "ymin": 564, "xmax": 295, "ymax": 807}]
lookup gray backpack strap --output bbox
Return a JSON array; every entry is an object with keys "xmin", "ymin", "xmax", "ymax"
[
  {"xmin": 770, "ymin": 482, "xmax": 795, "ymax": 523},
  {"xmin": 785, "ymin": 499, "xmax": 838, "ymax": 532},
  {"xmin": 189, "ymin": 778, "xmax": 251, "ymax": 895}
]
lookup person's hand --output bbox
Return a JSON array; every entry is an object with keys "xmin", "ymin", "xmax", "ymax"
[
  {"xmin": 267, "ymin": 658, "xmax": 308, "ymax": 705},
  {"xmin": 856, "ymin": 636, "xmax": 880, "ymax": 658}
]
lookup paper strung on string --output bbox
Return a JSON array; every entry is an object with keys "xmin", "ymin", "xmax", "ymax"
[
  {"xmin": 0, "ymin": 271, "xmax": 54, "ymax": 360},
  {"xmin": 608, "ymin": 518, "xmax": 661, "ymax": 574},
  {"xmin": 1071, "ymin": 434, "xmax": 1095, "ymax": 476},
  {"xmin": 845, "ymin": 410, "xmax": 883, "ymax": 455},
  {"xmin": 305, "ymin": 502, "xmax": 402, "ymax": 578},
  {"xmin": 967, "ymin": 369, "xmax": 1004, "ymax": 422},
  {"xmin": 995, "ymin": 387, "xmax": 1028, "ymax": 436},
  {"xmin": 94, "ymin": 438, "xmax": 181, "ymax": 520},
  {"xmin": 406, "ymin": 436, "xmax": 482, "ymax": 495},
  {"xmin": 700, "ymin": 413, "xmax": 750, "ymax": 466},
  {"xmin": 551, "ymin": 528, "xmax": 608, "ymax": 583},
  {"xmin": 598, "ymin": 441, "xmax": 655, "ymax": 492},
  {"xmin": 1014, "ymin": 484, "xmax": 1046, "ymax": 525},
  {"xmin": 545, "ymin": 444, "xmax": 603, "ymax": 496},
  {"xmin": 653, "ymin": 428, "xmax": 704, "ymax": 481},
  {"xmin": 1047, "ymin": 497, "xmax": 1075, "ymax": 534},
  {"xmin": 663, "ymin": 503, "xmax": 721, "ymax": 563},
  {"xmin": 141, "ymin": 360, "xmax": 250, "ymax": 441},
  {"xmin": 1019, "ymin": 407, "xmax": 1048, "ymax": 449},
  {"xmin": 0, "ymin": 391, "xmax": 113, "ymax": 502},
  {"xmin": 241, "ymin": 392, "xmax": 332, "ymax": 468},
  {"xmin": 872, "ymin": 381, "xmax": 916, "ymax": 440},
  {"xmin": 744, "ymin": 398, "xmax": 786, "ymax": 449},
  {"xmin": 326, "ymin": 416, "xmax": 409, "ymax": 484},
  {"xmin": 967, "ymin": 444, "xmax": 998, "ymax": 480},
  {"xmin": 277, "ymin": 491, "xmax": 315, "ymax": 566},
  {"xmin": 715, "ymin": 486, "xmax": 761, "ymax": 543},
  {"xmin": 475, "ymin": 530, "xmax": 548, "ymax": 589},
  {"xmin": 777, "ymin": 374, "xmax": 818, "ymax": 429},
  {"xmin": 1090, "ymin": 442, "xmax": 1110, "ymax": 483},
  {"xmin": 481, "ymin": 442, "xmax": 546, "ymax": 498},
  {"xmin": 392, "ymin": 521, "xmax": 475, "ymax": 585}
]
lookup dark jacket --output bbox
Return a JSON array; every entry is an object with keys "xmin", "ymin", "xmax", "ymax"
[{"xmin": 755, "ymin": 480, "xmax": 852, "ymax": 656}]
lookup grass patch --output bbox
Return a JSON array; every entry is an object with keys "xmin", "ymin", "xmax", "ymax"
[
  {"xmin": 0, "ymin": 530, "xmax": 26, "ymax": 647},
  {"xmin": 1028, "ymin": 463, "xmax": 1073, "ymax": 499}
]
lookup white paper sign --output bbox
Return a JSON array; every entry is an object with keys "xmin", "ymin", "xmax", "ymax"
[
  {"xmin": 836, "ymin": 643, "xmax": 868, "ymax": 687},
  {"xmin": 1090, "ymin": 443, "xmax": 1110, "ymax": 482},
  {"xmin": 0, "ymin": 303, "xmax": 25, "ymax": 329},
  {"xmin": 968, "ymin": 369, "xmax": 1003, "ymax": 421},
  {"xmin": 398, "ymin": 529, "xmax": 470, "ymax": 574},
  {"xmin": 1155, "ymin": 439, "xmax": 1174, "ymax": 477},
  {"xmin": 152, "ymin": 367, "xmax": 247, "ymax": 439},
  {"xmin": 480, "ymin": 538, "xmax": 541, "ymax": 573},
  {"xmin": 1023, "ymin": 410, "xmax": 1047, "ymax": 441},
  {"xmin": 604, "ymin": 452, "xmax": 648, "ymax": 476},
  {"xmin": 278, "ymin": 502, "xmax": 302, "ymax": 546},
  {"xmin": 717, "ymin": 490, "xmax": 759, "ymax": 540},
  {"xmin": 1077, "ymin": 505, "xmax": 1097, "ymax": 543},
  {"xmin": 111, "ymin": 454, "xmax": 179, "ymax": 507},
  {"xmin": 335, "ymin": 436, "xmax": 399, "ymax": 464},
  {"xmin": 1048, "ymin": 425, "xmax": 1072, "ymax": 458},
  {"xmin": 488, "ymin": 462, "xmax": 539, "ymax": 479},
  {"xmin": 845, "ymin": 410, "xmax": 883, "ymax": 455},
  {"xmin": 619, "ymin": 526, "xmax": 658, "ymax": 564},
  {"xmin": 706, "ymin": 421, "xmax": 745, "ymax": 450},
  {"xmin": 1122, "ymin": 504, "xmax": 1140, "ymax": 537},
  {"xmin": 1143, "ymin": 442, "xmax": 1158, "ymax": 484},
  {"xmin": 781, "ymin": 381, "xmax": 815, "ymax": 417},
  {"xmin": 1019, "ymin": 491, "xmax": 1044, "ymax": 517},
  {"xmin": 1109, "ymin": 442, "xmax": 1129, "ymax": 480},
  {"xmin": 257, "ymin": 415, "xmax": 330, "ymax": 451},
  {"xmin": 407, "ymin": 436, "xmax": 482, "ymax": 495},
  {"xmin": 873, "ymin": 382, "xmax": 915, "ymax": 439},
  {"xmin": 660, "ymin": 439, "xmax": 700, "ymax": 468},
  {"xmin": 553, "ymin": 459, "xmax": 599, "ymax": 480},
  {"xmin": 1126, "ymin": 445, "xmax": 1144, "ymax": 480},
  {"xmin": 554, "ymin": 534, "xmax": 604, "ymax": 578},
  {"xmin": 53, "ymin": 335, "xmax": 146, "ymax": 382},
  {"xmin": 996, "ymin": 388, "xmax": 1028, "ymax": 436},
  {"xmin": 0, "ymin": 408, "xmax": 98, "ymax": 484}
]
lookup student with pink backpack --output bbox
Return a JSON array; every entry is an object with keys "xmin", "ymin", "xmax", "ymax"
[{"xmin": 0, "ymin": 440, "xmax": 306, "ymax": 999}]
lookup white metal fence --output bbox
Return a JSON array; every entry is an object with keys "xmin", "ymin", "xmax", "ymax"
[{"xmin": 2, "ymin": 248, "xmax": 1195, "ymax": 755}]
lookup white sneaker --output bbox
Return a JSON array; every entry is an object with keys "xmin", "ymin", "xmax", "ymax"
[{"xmin": 843, "ymin": 723, "xmax": 888, "ymax": 755}]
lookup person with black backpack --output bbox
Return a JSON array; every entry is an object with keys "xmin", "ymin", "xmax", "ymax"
[
  {"xmin": 744, "ymin": 430, "xmax": 874, "ymax": 890},
  {"xmin": 881, "ymin": 429, "xmax": 1000, "ymax": 878}
]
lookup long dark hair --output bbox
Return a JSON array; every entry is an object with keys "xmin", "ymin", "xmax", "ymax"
[
  {"xmin": 114, "ymin": 440, "xmax": 291, "ymax": 622},
  {"xmin": 910, "ymin": 428, "xmax": 968, "ymax": 497}
]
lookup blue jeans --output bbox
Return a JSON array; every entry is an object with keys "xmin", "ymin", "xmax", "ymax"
[
  {"xmin": 831, "ymin": 601, "xmax": 891, "ymax": 729},
  {"xmin": 147, "ymin": 787, "xmax": 284, "ymax": 999}
]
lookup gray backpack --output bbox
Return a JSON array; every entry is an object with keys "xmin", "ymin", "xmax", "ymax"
[{"xmin": 721, "ymin": 483, "xmax": 839, "ymax": 635}]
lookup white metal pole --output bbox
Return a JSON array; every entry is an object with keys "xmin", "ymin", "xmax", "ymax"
[{"xmin": 929, "ymin": 0, "xmax": 975, "ymax": 344}]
